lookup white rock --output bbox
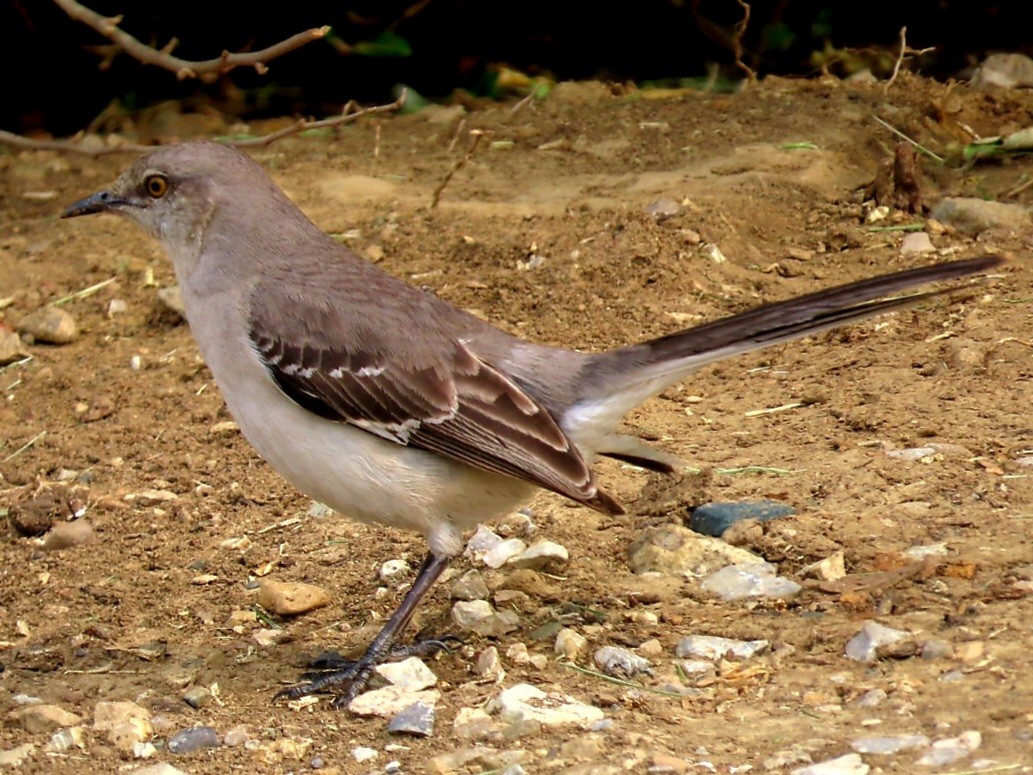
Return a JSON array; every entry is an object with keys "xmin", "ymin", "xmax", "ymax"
[
  {"xmin": 348, "ymin": 686, "xmax": 439, "ymax": 718},
  {"xmin": 451, "ymin": 599, "xmax": 520, "ymax": 636},
  {"xmin": 593, "ymin": 646, "xmax": 652, "ymax": 677},
  {"xmin": 482, "ymin": 538, "xmax": 527, "ymax": 568},
  {"xmin": 554, "ymin": 628, "xmax": 587, "ymax": 661},
  {"xmin": 900, "ymin": 232, "xmax": 934, "ymax": 254},
  {"xmin": 129, "ymin": 765, "xmax": 189, "ymax": 775},
  {"xmin": 792, "ymin": 753, "xmax": 869, "ymax": 775},
  {"xmin": 701, "ymin": 563, "xmax": 802, "ymax": 601},
  {"xmin": 508, "ymin": 540, "xmax": 568, "ymax": 571},
  {"xmin": 845, "ymin": 621, "xmax": 910, "ymax": 662},
  {"xmin": 374, "ymin": 657, "xmax": 437, "ymax": 692},
  {"xmin": 379, "ymin": 559, "xmax": 411, "ymax": 582},
  {"xmin": 45, "ymin": 726, "xmax": 85, "ymax": 753},
  {"xmin": 464, "ymin": 525, "xmax": 504, "ymax": 561},
  {"xmin": 489, "ymin": 683, "xmax": 604, "ymax": 727},
  {"xmin": 851, "ymin": 734, "xmax": 930, "ymax": 754},
  {"xmin": 903, "ymin": 542, "xmax": 948, "ymax": 560},
  {"xmin": 352, "ymin": 746, "xmax": 378, "ymax": 762},
  {"xmin": 801, "ymin": 552, "xmax": 846, "ymax": 581},
  {"xmin": 10, "ymin": 703, "xmax": 82, "ymax": 733},
  {"xmin": 675, "ymin": 635, "xmax": 769, "ymax": 660},
  {"xmin": 0, "ymin": 744, "xmax": 36, "ymax": 767},
  {"xmin": 916, "ymin": 730, "xmax": 981, "ymax": 766},
  {"xmin": 93, "ymin": 701, "xmax": 153, "ymax": 752}
]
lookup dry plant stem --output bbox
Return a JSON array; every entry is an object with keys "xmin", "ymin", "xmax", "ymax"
[
  {"xmin": 53, "ymin": 0, "xmax": 328, "ymax": 80},
  {"xmin": 432, "ymin": 130, "xmax": 486, "ymax": 208},
  {"xmin": 732, "ymin": 1, "xmax": 757, "ymax": 83},
  {"xmin": 884, "ymin": 26, "xmax": 935, "ymax": 91},
  {"xmin": 0, "ymin": 95, "xmax": 405, "ymax": 155}
]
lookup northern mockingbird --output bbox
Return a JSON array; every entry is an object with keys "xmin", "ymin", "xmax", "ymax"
[{"xmin": 63, "ymin": 142, "xmax": 1002, "ymax": 707}]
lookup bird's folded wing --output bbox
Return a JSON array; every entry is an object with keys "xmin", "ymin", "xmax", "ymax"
[{"xmin": 247, "ymin": 290, "xmax": 622, "ymax": 515}]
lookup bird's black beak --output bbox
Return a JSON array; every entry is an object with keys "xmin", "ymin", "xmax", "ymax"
[{"xmin": 62, "ymin": 190, "xmax": 129, "ymax": 219}]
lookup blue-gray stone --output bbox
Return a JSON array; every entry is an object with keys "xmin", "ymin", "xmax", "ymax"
[
  {"xmin": 688, "ymin": 500, "xmax": 795, "ymax": 537},
  {"xmin": 387, "ymin": 701, "xmax": 435, "ymax": 737},
  {"xmin": 167, "ymin": 725, "xmax": 220, "ymax": 754}
]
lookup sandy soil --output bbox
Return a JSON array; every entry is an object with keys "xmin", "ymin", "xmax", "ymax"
[{"xmin": 1, "ymin": 73, "xmax": 1031, "ymax": 773}]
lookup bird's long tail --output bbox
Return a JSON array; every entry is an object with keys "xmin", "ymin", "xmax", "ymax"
[{"xmin": 564, "ymin": 255, "xmax": 1004, "ymax": 471}]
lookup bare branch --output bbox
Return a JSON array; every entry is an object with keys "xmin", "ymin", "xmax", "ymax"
[
  {"xmin": 0, "ymin": 93, "xmax": 406, "ymax": 155},
  {"xmin": 431, "ymin": 130, "xmax": 488, "ymax": 209},
  {"xmin": 732, "ymin": 1, "xmax": 757, "ymax": 83},
  {"xmin": 53, "ymin": 0, "xmax": 328, "ymax": 81}
]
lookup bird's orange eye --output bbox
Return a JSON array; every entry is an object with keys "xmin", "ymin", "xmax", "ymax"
[{"xmin": 144, "ymin": 174, "xmax": 170, "ymax": 198}]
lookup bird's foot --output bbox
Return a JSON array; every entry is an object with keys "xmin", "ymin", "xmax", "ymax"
[{"xmin": 273, "ymin": 635, "xmax": 461, "ymax": 709}]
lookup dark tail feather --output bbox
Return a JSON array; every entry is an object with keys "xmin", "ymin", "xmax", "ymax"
[{"xmin": 584, "ymin": 255, "xmax": 1004, "ymax": 392}]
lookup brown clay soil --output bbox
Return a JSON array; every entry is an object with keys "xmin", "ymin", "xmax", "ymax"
[{"xmin": 1, "ymin": 73, "xmax": 1031, "ymax": 773}]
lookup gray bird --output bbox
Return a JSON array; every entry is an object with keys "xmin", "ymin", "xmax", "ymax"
[{"xmin": 63, "ymin": 141, "xmax": 1002, "ymax": 707}]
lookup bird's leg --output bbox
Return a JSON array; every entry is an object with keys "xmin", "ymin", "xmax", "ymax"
[{"xmin": 274, "ymin": 551, "xmax": 451, "ymax": 709}]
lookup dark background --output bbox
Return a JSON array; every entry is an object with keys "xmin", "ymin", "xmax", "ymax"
[{"xmin": 3, "ymin": 0, "xmax": 1028, "ymax": 137}]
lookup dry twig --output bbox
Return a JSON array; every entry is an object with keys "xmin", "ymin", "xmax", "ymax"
[
  {"xmin": 0, "ymin": 94, "xmax": 406, "ymax": 155},
  {"xmin": 431, "ymin": 130, "xmax": 487, "ymax": 209},
  {"xmin": 884, "ymin": 26, "xmax": 936, "ymax": 91},
  {"xmin": 54, "ymin": 0, "xmax": 328, "ymax": 80},
  {"xmin": 732, "ymin": 1, "xmax": 758, "ymax": 83}
]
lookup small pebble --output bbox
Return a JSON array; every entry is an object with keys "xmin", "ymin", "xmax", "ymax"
[
  {"xmin": 645, "ymin": 198, "xmax": 680, "ymax": 220},
  {"xmin": 11, "ymin": 703, "xmax": 82, "ymax": 733},
  {"xmin": 845, "ymin": 621, "xmax": 912, "ymax": 662},
  {"xmin": 379, "ymin": 559, "xmax": 411, "ymax": 582},
  {"xmin": 593, "ymin": 646, "xmax": 652, "ymax": 677},
  {"xmin": 375, "ymin": 657, "xmax": 437, "ymax": 692},
  {"xmin": 157, "ymin": 286, "xmax": 185, "ymax": 317},
  {"xmin": 349, "ymin": 687, "xmax": 439, "ymax": 718},
  {"xmin": 851, "ymin": 734, "xmax": 930, "ymax": 754},
  {"xmin": 920, "ymin": 639, "xmax": 953, "ymax": 660},
  {"xmin": 257, "ymin": 579, "xmax": 331, "ymax": 615},
  {"xmin": 675, "ymin": 634, "xmax": 769, "ymax": 660},
  {"xmin": 0, "ymin": 745, "xmax": 36, "ymax": 767},
  {"xmin": 16, "ymin": 307, "xmax": 78, "ymax": 344},
  {"xmin": 450, "ymin": 569, "xmax": 489, "ymax": 601},
  {"xmin": 507, "ymin": 539, "xmax": 569, "ymax": 572},
  {"xmin": 801, "ymin": 551, "xmax": 847, "ymax": 581},
  {"xmin": 900, "ymin": 231, "xmax": 934, "ymax": 254},
  {"xmin": 222, "ymin": 725, "xmax": 251, "ymax": 746},
  {"xmin": 307, "ymin": 501, "xmax": 333, "ymax": 517},
  {"xmin": 167, "ymin": 725, "xmax": 220, "ymax": 754},
  {"xmin": 792, "ymin": 753, "xmax": 869, "ymax": 775},
  {"xmin": 93, "ymin": 701, "xmax": 153, "ymax": 752},
  {"xmin": 474, "ymin": 645, "xmax": 502, "ymax": 677},
  {"xmin": 181, "ymin": 686, "xmax": 213, "ymax": 709},
  {"xmin": 0, "ymin": 326, "xmax": 28, "ymax": 364},
  {"xmin": 482, "ymin": 538, "xmax": 527, "ymax": 568},
  {"xmin": 554, "ymin": 628, "xmax": 588, "ymax": 661},
  {"xmin": 352, "ymin": 746, "xmax": 378, "ymax": 763},
  {"xmin": 46, "ymin": 726, "xmax": 86, "ymax": 753},
  {"xmin": 387, "ymin": 701, "xmax": 436, "ymax": 737},
  {"xmin": 689, "ymin": 500, "xmax": 795, "ymax": 537},
  {"xmin": 451, "ymin": 599, "xmax": 520, "ymax": 636},
  {"xmin": 701, "ymin": 562, "xmax": 802, "ymax": 601},
  {"xmin": 849, "ymin": 688, "xmax": 887, "ymax": 708},
  {"xmin": 131, "ymin": 764, "xmax": 189, "ymax": 775},
  {"xmin": 42, "ymin": 520, "xmax": 97, "ymax": 550},
  {"xmin": 916, "ymin": 730, "xmax": 981, "ymax": 766},
  {"xmin": 489, "ymin": 683, "xmax": 604, "ymax": 727}
]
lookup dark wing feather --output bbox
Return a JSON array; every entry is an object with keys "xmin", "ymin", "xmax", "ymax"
[{"xmin": 248, "ymin": 293, "xmax": 622, "ymax": 516}]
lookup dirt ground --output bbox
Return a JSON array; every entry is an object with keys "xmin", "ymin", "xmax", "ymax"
[{"xmin": 1, "ymin": 73, "xmax": 1031, "ymax": 774}]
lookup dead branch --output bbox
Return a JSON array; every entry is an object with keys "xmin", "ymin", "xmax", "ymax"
[
  {"xmin": 0, "ymin": 93, "xmax": 406, "ymax": 155},
  {"xmin": 732, "ymin": 1, "xmax": 757, "ymax": 83},
  {"xmin": 432, "ymin": 130, "xmax": 487, "ymax": 209},
  {"xmin": 884, "ymin": 27, "xmax": 936, "ymax": 91},
  {"xmin": 53, "ymin": 0, "xmax": 328, "ymax": 81}
]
